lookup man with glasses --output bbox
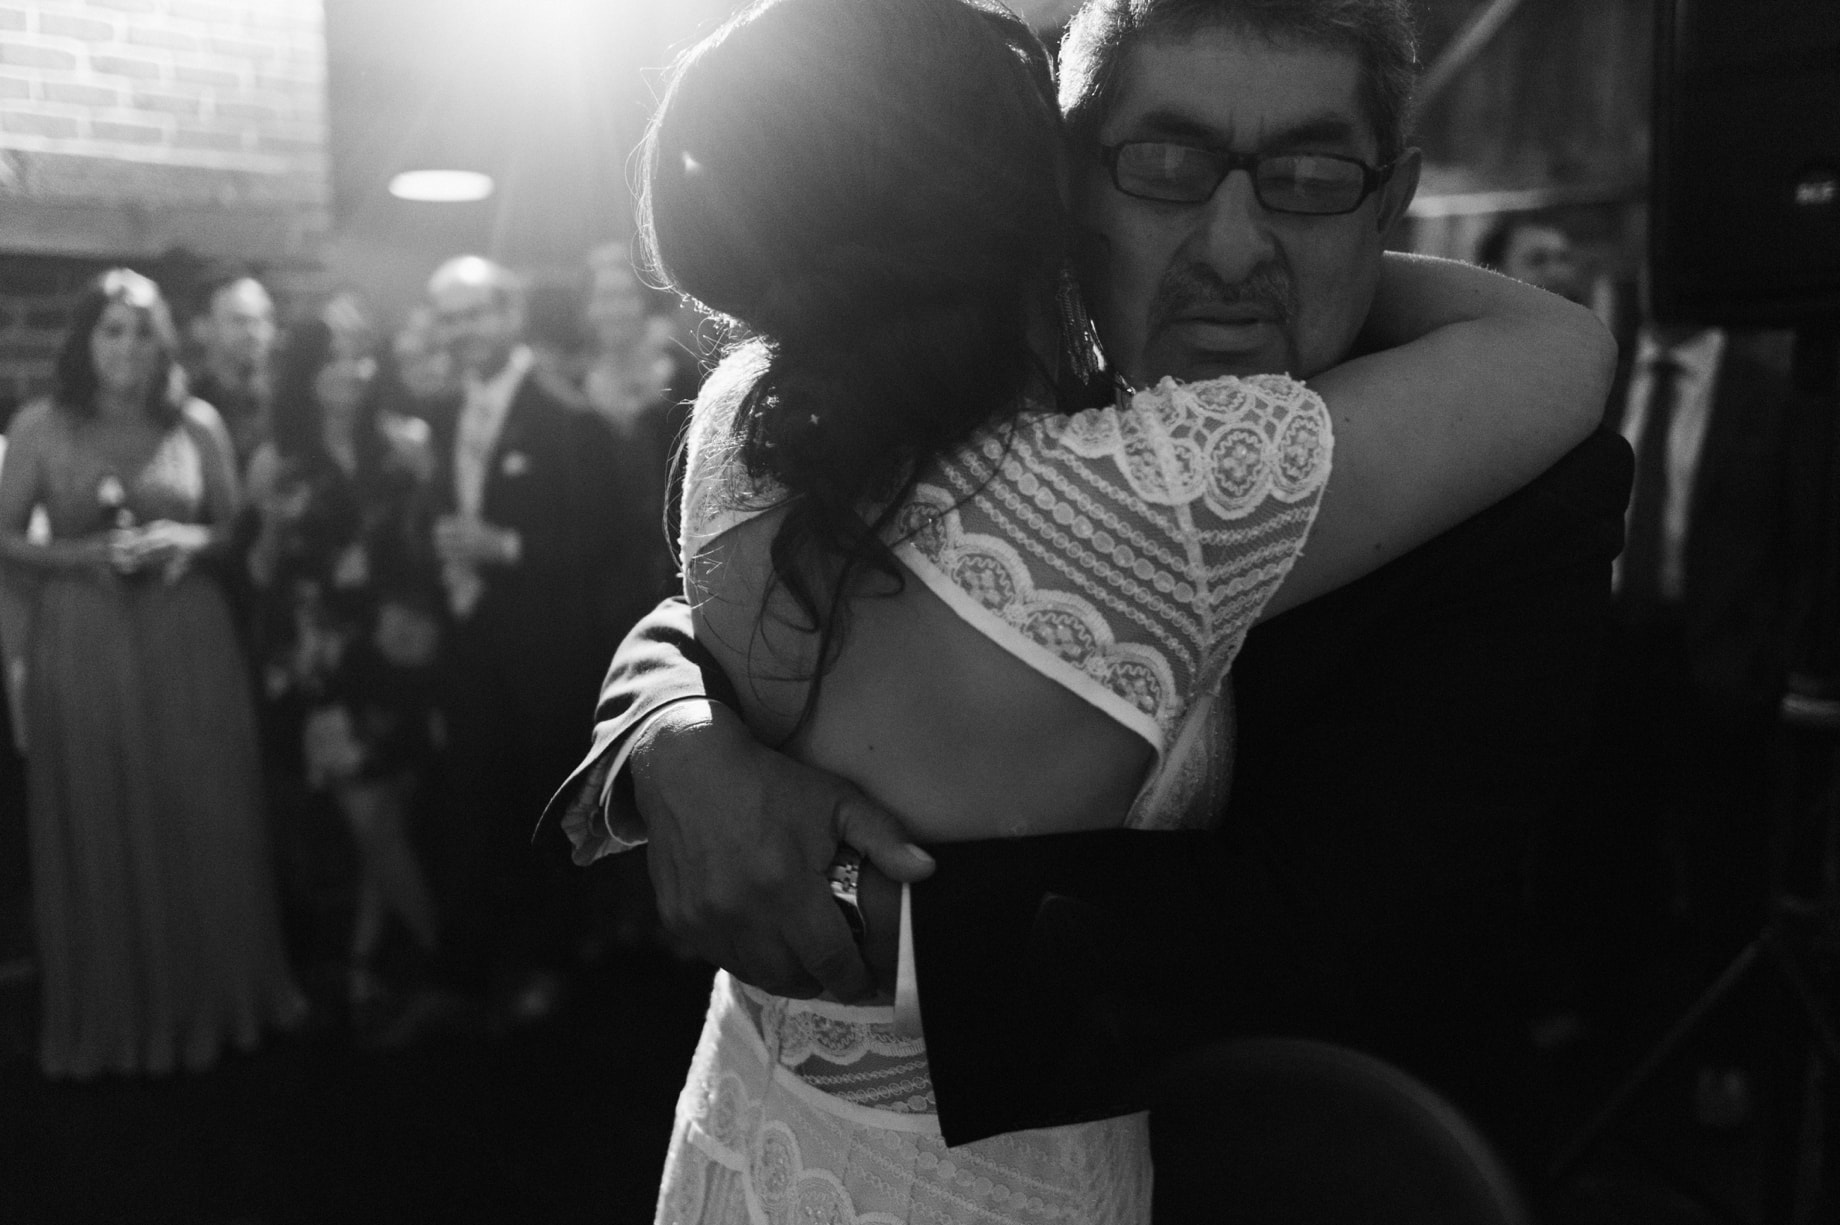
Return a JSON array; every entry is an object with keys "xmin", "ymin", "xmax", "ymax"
[
  {"xmin": 1071, "ymin": 11, "xmax": 1418, "ymax": 389},
  {"xmin": 548, "ymin": 0, "xmax": 1630, "ymax": 1176}
]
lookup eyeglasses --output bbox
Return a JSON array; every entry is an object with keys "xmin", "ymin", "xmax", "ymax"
[{"xmin": 1100, "ymin": 142, "xmax": 1397, "ymax": 216}]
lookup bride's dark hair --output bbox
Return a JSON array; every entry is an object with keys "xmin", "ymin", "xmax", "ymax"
[{"xmin": 637, "ymin": 0, "xmax": 1075, "ymax": 650}]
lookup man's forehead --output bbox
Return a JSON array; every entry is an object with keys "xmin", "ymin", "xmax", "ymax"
[
  {"xmin": 213, "ymin": 281, "xmax": 272, "ymax": 319},
  {"xmin": 1102, "ymin": 28, "xmax": 1374, "ymax": 155}
]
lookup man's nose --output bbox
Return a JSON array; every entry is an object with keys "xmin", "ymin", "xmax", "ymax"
[{"xmin": 1184, "ymin": 170, "xmax": 1277, "ymax": 285}]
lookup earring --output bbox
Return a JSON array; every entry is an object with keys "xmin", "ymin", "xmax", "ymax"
[{"xmin": 1056, "ymin": 263, "xmax": 1103, "ymax": 385}]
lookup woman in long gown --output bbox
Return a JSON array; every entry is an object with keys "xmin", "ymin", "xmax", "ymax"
[
  {"xmin": 0, "ymin": 269, "xmax": 303, "ymax": 1078},
  {"xmin": 617, "ymin": 0, "xmax": 1614, "ymax": 1219}
]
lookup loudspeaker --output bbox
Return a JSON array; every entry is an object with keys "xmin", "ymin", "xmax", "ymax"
[{"xmin": 1650, "ymin": 0, "xmax": 1840, "ymax": 326}]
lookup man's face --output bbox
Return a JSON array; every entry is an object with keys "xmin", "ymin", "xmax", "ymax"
[
  {"xmin": 431, "ymin": 278, "xmax": 521, "ymax": 381},
  {"xmin": 209, "ymin": 280, "xmax": 276, "ymax": 372},
  {"xmin": 1076, "ymin": 27, "xmax": 1418, "ymax": 385},
  {"xmin": 1501, "ymin": 224, "xmax": 1586, "ymax": 304}
]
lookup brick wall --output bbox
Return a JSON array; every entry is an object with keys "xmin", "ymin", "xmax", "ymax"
[
  {"xmin": 0, "ymin": 0, "xmax": 329, "ymax": 416},
  {"xmin": 0, "ymin": 253, "xmax": 102, "ymax": 423}
]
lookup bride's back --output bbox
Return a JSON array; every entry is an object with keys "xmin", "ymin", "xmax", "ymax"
[
  {"xmin": 689, "ymin": 483, "xmax": 1154, "ymax": 846},
  {"xmin": 678, "ymin": 350, "xmax": 1336, "ymax": 844},
  {"xmin": 642, "ymin": 0, "xmax": 1135, "ymax": 837}
]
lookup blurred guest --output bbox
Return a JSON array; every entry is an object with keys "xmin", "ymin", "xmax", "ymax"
[
  {"xmin": 390, "ymin": 305, "xmax": 457, "ymax": 414},
  {"xmin": 0, "ymin": 428, "xmax": 25, "ymax": 749},
  {"xmin": 0, "ymin": 430, "xmax": 22, "ymax": 839},
  {"xmin": 583, "ymin": 244, "xmax": 699, "ymax": 610},
  {"xmin": 1605, "ymin": 324, "xmax": 1814, "ymax": 934},
  {"xmin": 246, "ymin": 305, "xmax": 446, "ymax": 1027},
  {"xmin": 0, "ymin": 269, "xmax": 303, "ymax": 1078},
  {"xmin": 190, "ymin": 275, "xmax": 280, "ymax": 471},
  {"xmin": 425, "ymin": 255, "xmax": 626, "ymax": 1016},
  {"xmin": 1477, "ymin": 212, "xmax": 1591, "ymax": 306},
  {"xmin": 523, "ymin": 280, "xmax": 594, "ymax": 407},
  {"xmin": 582, "ymin": 245, "xmax": 664, "ymax": 435},
  {"xmin": 1539, "ymin": 315, "xmax": 1818, "ymax": 1071}
]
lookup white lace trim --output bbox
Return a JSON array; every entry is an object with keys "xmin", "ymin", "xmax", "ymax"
[
  {"xmin": 888, "ymin": 512, "xmax": 1167, "ymax": 753},
  {"xmin": 737, "ymin": 979, "xmax": 939, "ymax": 1121}
]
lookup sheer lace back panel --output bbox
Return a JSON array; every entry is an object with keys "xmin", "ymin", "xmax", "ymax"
[{"xmin": 681, "ymin": 357, "xmax": 1333, "ymax": 831}]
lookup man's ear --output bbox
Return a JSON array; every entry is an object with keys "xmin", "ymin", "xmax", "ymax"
[{"xmin": 1375, "ymin": 147, "xmax": 1421, "ymax": 235}]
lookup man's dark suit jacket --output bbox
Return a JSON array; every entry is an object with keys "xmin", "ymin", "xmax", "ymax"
[
  {"xmin": 1603, "ymin": 343, "xmax": 1818, "ymax": 710},
  {"xmin": 541, "ymin": 428, "xmax": 1634, "ymax": 1154},
  {"xmin": 433, "ymin": 373, "xmax": 634, "ymax": 779}
]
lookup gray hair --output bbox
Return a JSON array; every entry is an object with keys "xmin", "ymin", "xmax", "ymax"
[{"xmin": 1059, "ymin": 0, "xmax": 1419, "ymax": 164}]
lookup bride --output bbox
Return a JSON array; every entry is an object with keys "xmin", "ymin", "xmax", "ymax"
[{"xmin": 615, "ymin": 0, "xmax": 1613, "ymax": 1219}]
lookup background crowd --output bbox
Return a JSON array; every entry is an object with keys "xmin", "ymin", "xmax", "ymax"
[{"xmin": 0, "ymin": 242, "xmax": 701, "ymax": 1074}]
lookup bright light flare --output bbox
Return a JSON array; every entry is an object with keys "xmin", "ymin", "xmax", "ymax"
[{"xmin": 389, "ymin": 170, "xmax": 496, "ymax": 203}]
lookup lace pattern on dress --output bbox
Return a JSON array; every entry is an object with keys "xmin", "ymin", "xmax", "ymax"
[
  {"xmin": 886, "ymin": 373, "xmax": 1330, "ymax": 828},
  {"xmin": 660, "ymin": 361, "xmax": 1333, "ymax": 1222},
  {"xmin": 736, "ymin": 981, "xmax": 937, "ymax": 1116},
  {"xmin": 682, "ymin": 372, "xmax": 1330, "ymax": 801},
  {"xmin": 656, "ymin": 973, "xmax": 1152, "ymax": 1225}
]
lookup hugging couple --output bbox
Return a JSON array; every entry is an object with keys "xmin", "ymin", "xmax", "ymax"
[{"xmin": 548, "ymin": 0, "xmax": 1631, "ymax": 1221}]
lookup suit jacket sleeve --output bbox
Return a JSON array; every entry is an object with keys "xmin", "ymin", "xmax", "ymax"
[
  {"xmin": 537, "ymin": 595, "xmax": 741, "ymax": 861},
  {"xmin": 911, "ymin": 428, "xmax": 1634, "ymax": 1146}
]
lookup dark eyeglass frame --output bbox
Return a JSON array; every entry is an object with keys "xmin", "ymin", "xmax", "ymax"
[{"xmin": 1100, "ymin": 142, "xmax": 1399, "ymax": 216}]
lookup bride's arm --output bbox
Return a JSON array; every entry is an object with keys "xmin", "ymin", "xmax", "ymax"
[{"xmin": 1263, "ymin": 252, "xmax": 1615, "ymax": 619}]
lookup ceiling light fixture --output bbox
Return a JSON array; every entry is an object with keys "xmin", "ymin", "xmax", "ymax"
[{"xmin": 388, "ymin": 169, "xmax": 495, "ymax": 203}]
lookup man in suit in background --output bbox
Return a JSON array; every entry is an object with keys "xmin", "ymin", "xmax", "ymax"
[
  {"xmin": 1543, "ymin": 318, "xmax": 1817, "ymax": 1117},
  {"xmin": 426, "ymin": 255, "xmax": 628, "ymax": 1017},
  {"xmin": 188, "ymin": 274, "xmax": 278, "ymax": 474},
  {"xmin": 544, "ymin": 0, "xmax": 1631, "ymax": 1178}
]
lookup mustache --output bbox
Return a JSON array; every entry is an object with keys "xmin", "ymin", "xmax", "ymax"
[{"xmin": 1149, "ymin": 264, "xmax": 1294, "ymax": 332}]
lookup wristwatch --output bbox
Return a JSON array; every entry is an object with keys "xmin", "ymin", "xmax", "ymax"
[{"xmin": 827, "ymin": 847, "xmax": 866, "ymax": 946}]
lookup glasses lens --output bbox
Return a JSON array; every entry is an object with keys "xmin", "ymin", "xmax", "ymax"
[
  {"xmin": 1112, "ymin": 142, "xmax": 1223, "ymax": 203},
  {"xmin": 1256, "ymin": 155, "xmax": 1369, "ymax": 215}
]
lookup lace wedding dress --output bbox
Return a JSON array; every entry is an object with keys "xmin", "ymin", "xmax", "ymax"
[{"xmin": 631, "ymin": 352, "xmax": 1332, "ymax": 1224}]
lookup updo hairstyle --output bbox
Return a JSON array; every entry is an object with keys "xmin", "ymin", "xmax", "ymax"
[{"xmin": 638, "ymin": 0, "xmax": 1071, "ymax": 635}]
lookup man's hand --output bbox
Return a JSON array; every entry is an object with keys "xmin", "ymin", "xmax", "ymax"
[
  {"xmin": 433, "ymin": 514, "xmax": 520, "ymax": 568},
  {"xmin": 632, "ymin": 700, "xmax": 934, "ymax": 1002}
]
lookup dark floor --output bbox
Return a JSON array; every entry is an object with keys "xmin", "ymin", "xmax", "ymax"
[
  {"xmin": 3, "ymin": 933, "xmax": 1834, "ymax": 1225},
  {"xmin": 0, "ymin": 948, "xmax": 717, "ymax": 1225}
]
